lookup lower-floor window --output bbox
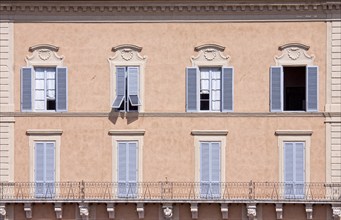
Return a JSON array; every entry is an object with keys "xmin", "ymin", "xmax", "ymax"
[
  {"xmin": 35, "ymin": 142, "xmax": 55, "ymax": 197},
  {"xmin": 118, "ymin": 141, "xmax": 138, "ymax": 198},
  {"xmin": 284, "ymin": 141, "xmax": 305, "ymax": 198},
  {"xmin": 200, "ymin": 141, "xmax": 221, "ymax": 198}
]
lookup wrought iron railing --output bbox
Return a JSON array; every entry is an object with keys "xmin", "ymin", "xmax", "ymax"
[{"xmin": 0, "ymin": 181, "xmax": 340, "ymax": 202}]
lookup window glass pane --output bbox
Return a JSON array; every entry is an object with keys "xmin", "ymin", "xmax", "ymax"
[
  {"xmin": 35, "ymin": 71, "xmax": 45, "ymax": 79},
  {"xmin": 35, "ymin": 79, "xmax": 45, "ymax": 90},
  {"xmin": 46, "ymin": 70, "xmax": 55, "ymax": 79},
  {"xmin": 35, "ymin": 101, "xmax": 45, "ymax": 110},
  {"xmin": 211, "ymin": 101, "xmax": 221, "ymax": 111},
  {"xmin": 35, "ymin": 90, "xmax": 45, "ymax": 100}
]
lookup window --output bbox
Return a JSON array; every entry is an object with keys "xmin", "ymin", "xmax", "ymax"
[
  {"xmin": 112, "ymin": 66, "xmax": 141, "ymax": 112},
  {"xmin": 117, "ymin": 141, "xmax": 138, "ymax": 198},
  {"xmin": 270, "ymin": 66, "xmax": 318, "ymax": 112},
  {"xmin": 284, "ymin": 142, "xmax": 305, "ymax": 198},
  {"xmin": 34, "ymin": 141, "xmax": 55, "ymax": 198},
  {"xmin": 21, "ymin": 44, "xmax": 68, "ymax": 112},
  {"xmin": 200, "ymin": 141, "xmax": 221, "ymax": 198}
]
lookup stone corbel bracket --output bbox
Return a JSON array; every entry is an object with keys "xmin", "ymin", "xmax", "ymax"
[
  {"xmin": 305, "ymin": 204, "xmax": 313, "ymax": 220},
  {"xmin": 190, "ymin": 203, "xmax": 198, "ymax": 219},
  {"xmin": 54, "ymin": 203, "xmax": 63, "ymax": 219},
  {"xmin": 247, "ymin": 204, "xmax": 257, "ymax": 220},
  {"xmin": 162, "ymin": 203, "xmax": 173, "ymax": 219},
  {"xmin": 25, "ymin": 44, "xmax": 64, "ymax": 67},
  {"xmin": 24, "ymin": 203, "xmax": 32, "ymax": 219},
  {"xmin": 191, "ymin": 44, "xmax": 230, "ymax": 67},
  {"xmin": 79, "ymin": 204, "xmax": 89, "ymax": 220},
  {"xmin": 332, "ymin": 205, "xmax": 341, "ymax": 220},
  {"xmin": 0, "ymin": 203, "xmax": 6, "ymax": 217},
  {"xmin": 275, "ymin": 203, "xmax": 283, "ymax": 220},
  {"xmin": 275, "ymin": 43, "xmax": 315, "ymax": 66},
  {"xmin": 107, "ymin": 203, "xmax": 115, "ymax": 219},
  {"xmin": 137, "ymin": 203, "xmax": 144, "ymax": 219},
  {"xmin": 221, "ymin": 203, "xmax": 228, "ymax": 219}
]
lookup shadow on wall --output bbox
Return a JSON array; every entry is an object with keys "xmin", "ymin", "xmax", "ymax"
[{"xmin": 108, "ymin": 109, "xmax": 139, "ymax": 124}]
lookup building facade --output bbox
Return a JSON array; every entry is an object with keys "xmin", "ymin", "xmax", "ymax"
[{"xmin": 0, "ymin": 0, "xmax": 340, "ymax": 219}]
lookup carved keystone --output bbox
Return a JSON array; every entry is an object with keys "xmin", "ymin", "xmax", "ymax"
[
  {"xmin": 79, "ymin": 204, "xmax": 89, "ymax": 220},
  {"xmin": 247, "ymin": 204, "xmax": 257, "ymax": 220},
  {"xmin": 162, "ymin": 203, "xmax": 173, "ymax": 219}
]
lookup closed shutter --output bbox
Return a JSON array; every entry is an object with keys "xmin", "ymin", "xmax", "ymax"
[
  {"xmin": 284, "ymin": 142, "xmax": 294, "ymax": 197},
  {"xmin": 45, "ymin": 143, "xmax": 55, "ymax": 197},
  {"xmin": 21, "ymin": 67, "xmax": 33, "ymax": 111},
  {"xmin": 186, "ymin": 67, "xmax": 199, "ymax": 112},
  {"xmin": 295, "ymin": 142, "xmax": 305, "ymax": 197},
  {"xmin": 56, "ymin": 67, "xmax": 68, "ymax": 112},
  {"xmin": 112, "ymin": 67, "xmax": 126, "ymax": 108},
  {"xmin": 210, "ymin": 142, "xmax": 221, "ymax": 197},
  {"xmin": 128, "ymin": 142, "xmax": 138, "ymax": 197},
  {"xmin": 222, "ymin": 67, "xmax": 234, "ymax": 112},
  {"xmin": 200, "ymin": 142, "xmax": 210, "ymax": 197},
  {"xmin": 35, "ymin": 143, "xmax": 45, "ymax": 197},
  {"xmin": 118, "ymin": 142, "xmax": 127, "ymax": 196},
  {"xmin": 270, "ymin": 66, "xmax": 283, "ymax": 112},
  {"xmin": 127, "ymin": 67, "xmax": 141, "ymax": 106},
  {"xmin": 306, "ymin": 66, "xmax": 318, "ymax": 112}
]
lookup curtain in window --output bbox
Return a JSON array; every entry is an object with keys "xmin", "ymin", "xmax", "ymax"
[{"xmin": 211, "ymin": 69, "xmax": 221, "ymax": 111}]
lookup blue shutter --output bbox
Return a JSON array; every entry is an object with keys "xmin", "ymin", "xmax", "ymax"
[
  {"xmin": 45, "ymin": 142, "xmax": 55, "ymax": 197},
  {"xmin": 21, "ymin": 67, "xmax": 33, "ymax": 111},
  {"xmin": 35, "ymin": 143, "xmax": 45, "ymax": 197},
  {"xmin": 222, "ymin": 67, "xmax": 234, "ymax": 112},
  {"xmin": 200, "ymin": 142, "xmax": 210, "ymax": 198},
  {"xmin": 284, "ymin": 142, "xmax": 294, "ymax": 198},
  {"xmin": 56, "ymin": 67, "xmax": 68, "ymax": 112},
  {"xmin": 128, "ymin": 142, "xmax": 138, "ymax": 197},
  {"xmin": 118, "ymin": 142, "xmax": 127, "ymax": 197},
  {"xmin": 270, "ymin": 66, "xmax": 283, "ymax": 112},
  {"xmin": 127, "ymin": 67, "xmax": 141, "ymax": 106},
  {"xmin": 306, "ymin": 66, "xmax": 318, "ymax": 112},
  {"xmin": 210, "ymin": 142, "xmax": 221, "ymax": 198},
  {"xmin": 294, "ymin": 142, "xmax": 305, "ymax": 198},
  {"xmin": 112, "ymin": 67, "xmax": 126, "ymax": 108},
  {"xmin": 186, "ymin": 67, "xmax": 199, "ymax": 112}
]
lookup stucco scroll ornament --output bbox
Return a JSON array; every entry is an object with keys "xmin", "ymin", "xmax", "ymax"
[
  {"xmin": 275, "ymin": 43, "xmax": 315, "ymax": 66},
  {"xmin": 38, "ymin": 49, "xmax": 52, "ymax": 61},
  {"xmin": 163, "ymin": 206, "xmax": 173, "ymax": 219},
  {"xmin": 80, "ymin": 207, "xmax": 89, "ymax": 216},
  {"xmin": 0, "ymin": 207, "xmax": 6, "ymax": 216},
  {"xmin": 26, "ymin": 44, "xmax": 64, "ymax": 66},
  {"xmin": 333, "ymin": 208, "xmax": 341, "ymax": 218},
  {"xmin": 247, "ymin": 208, "xmax": 256, "ymax": 217},
  {"xmin": 191, "ymin": 44, "xmax": 230, "ymax": 66},
  {"xmin": 121, "ymin": 49, "xmax": 134, "ymax": 61},
  {"xmin": 287, "ymin": 47, "xmax": 301, "ymax": 60},
  {"xmin": 204, "ymin": 49, "xmax": 217, "ymax": 61}
]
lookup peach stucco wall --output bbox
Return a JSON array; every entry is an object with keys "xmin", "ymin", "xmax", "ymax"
[{"xmin": 13, "ymin": 22, "xmax": 326, "ymax": 113}]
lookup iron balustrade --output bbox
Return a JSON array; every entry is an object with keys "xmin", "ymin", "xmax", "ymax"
[{"xmin": 0, "ymin": 181, "xmax": 340, "ymax": 202}]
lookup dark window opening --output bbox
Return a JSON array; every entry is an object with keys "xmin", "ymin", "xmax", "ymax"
[
  {"xmin": 284, "ymin": 66, "xmax": 306, "ymax": 111},
  {"xmin": 47, "ymin": 100, "xmax": 56, "ymax": 110},
  {"xmin": 200, "ymin": 94, "xmax": 210, "ymax": 110}
]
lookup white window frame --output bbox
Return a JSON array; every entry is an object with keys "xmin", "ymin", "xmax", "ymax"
[{"xmin": 108, "ymin": 45, "xmax": 147, "ymax": 112}]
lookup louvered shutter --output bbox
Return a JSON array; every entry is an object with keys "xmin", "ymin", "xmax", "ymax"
[
  {"xmin": 127, "ymin": 67, "xmax": 141, "ymax": 106},
  {"xmin": 118, "ymin": 142, "xmax": 127, "ymax": 197},
  {"xmin": 186, "ymin": 67, "xmax": 199, "ymax": 112},
  {"xmin": 222, "ymin": 67, "xmax": 234, "ymax": 112},
  {"xmin": 294, "ymin": 142, "xmax": 305, "ymax": 198},
  {"xmin": 112, "ymin": 67, "xmax": 126, "ymax": 108},
  {"xmin": 210, "ymin": 142, "xmax": 221, "ymax": 198},
  {"xmin": 35, "ymin": 143, "xmax": 45, "ymax": 197},
  {"xmin": 200, "ymin": 142, "xmax": 210, "ymax": 198},
  {"xmin": 128, "ymin": 142, "xmax": 138, "ymax": 197},
  {"xmin": 270, "ymin": 66, "xmax": 283, "ymax": 112},
  {"xmin": 45, "ymin": 142, "xmax": 55, "ymax": 197},
  {"xmin": 306, "ymin": 66, "xmax": 318, "ymax": 112},
  {"xmin": 56, "ymin": 67, "xmax": 68, "ymax": 112},
  {"xmin": 284, "ymin": 142, "xmax": 294, "ymax": 198},
  {"xmin": 21, "ymin": 67, "xmax": 33, "ymax": 111}
]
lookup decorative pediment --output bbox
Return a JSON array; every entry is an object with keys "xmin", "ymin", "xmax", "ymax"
[
  {"xmin": 275, "ymin": 43, "xmax": 315, "ymax": 66},
  {"xmin": 191, "ymin": 44, "xmax": 230, "ymax": 66},
  {"xmin": 109, "ymin": 44, "xmax": 146, "ymax": 63},
  {"xmin": 26, "ymin": 44, "xmax": 64, "ymax": 66}
]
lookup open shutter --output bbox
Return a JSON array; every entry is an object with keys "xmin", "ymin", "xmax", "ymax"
[
  {"xmin": 210, "ymin": 142, "xmax": 221, "ymax": 198},
  {"xmin": 284, "ymin": 142, "xmax": 294, "ymax": 198},
  {"xmin": 306, "ymin": 66, "xmax": 318, "ymax": 112},
  {"xmin": 186, "ymin": 67, "xmax": 199, "ymax": 112},
  {"xmin": 200, "ymin": 142, "xmax": 210, "ymax": 198},
  {"xmin": 21, "ymin": 67, "xmax": 33, "ymax": 111},
  {"xmin": 56, "ymin": 67, "xmax": 68, "ymax": 112},
  {"xmin": 112, "ymin": 67, "xmax": 126, "ymax": 108},
  {"xmin": 222, "ymin": 67, "xmax": 234, "ymax": 112},
  {"xmin": 45, "ymin": 142, "xmax": 55, "ymax": 197},
  {"xmin": 294, "ymin": 142, "xmax": 305, "ymax": 198},
  {"xmin": 127, "ymin": 67, "xmax": 141, "ymax": 106},
  {"xmin": 118, "ymin": 142, "xmax": 127, "ymax": 197},
  {"xmin": 270, "ymin": 66, "xmax": 283, "ymax": 112},
  {"xmin": 128, "ymin": 142, "xmax": 138, "ymax": 197},
  {"xmin": 35, "ymin": 143, "xmax": 45, "ymax": 197}
]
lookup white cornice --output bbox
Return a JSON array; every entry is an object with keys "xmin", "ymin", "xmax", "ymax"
[
  {"xmin": 26, "ymin": 129, "xmax": 63, "ymax": 135},
  {"xmin": 191, "ymin": 130, "xmax": 228, "ymax": 136},
  {"xmin": 108, "ymin": 129, "xmax": 145, "ymax": 136},
  {"xmin": 275, "ymin": 130, "xmax": 313, "ymax": 136}
]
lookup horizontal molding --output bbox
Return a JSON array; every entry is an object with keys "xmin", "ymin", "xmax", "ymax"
[
  {"xmin": 275, "ymin": 130, "xmax": 313, "ymax": 136},
  {"xmin": 0, "ymin": 112, "xmax": 335, "ymax": 118},
  {"xmin": 108, "ymin": 129, "xmax": 145, "ymax": 136},
  {"xmin": 191, "ymin": 130, "xmax": 228, "ymax": 136},
  {"xmin": 26, "ymin": 129, "xmax": 63, "ymax": 135}
]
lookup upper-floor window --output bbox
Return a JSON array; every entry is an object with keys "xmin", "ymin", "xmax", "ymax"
[
  {"xmin": 21, "ymin": 44, "xmax": 68, "ymax": 112},
  {"xmin": 271, "ymin": 43, "xmax": 318, "ymax": 112},
  {"xmin": 109, "ymin": 45, "xmax": 147, "ymax": 112},
  {"xmin": 186, "ymin": 44, "xmax": 233, "ymax": 112}
]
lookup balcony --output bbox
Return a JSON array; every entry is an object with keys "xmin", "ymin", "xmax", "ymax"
[{"xmin": 0, "ymin": 181, "xmax": 340, "ymax": 203}]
